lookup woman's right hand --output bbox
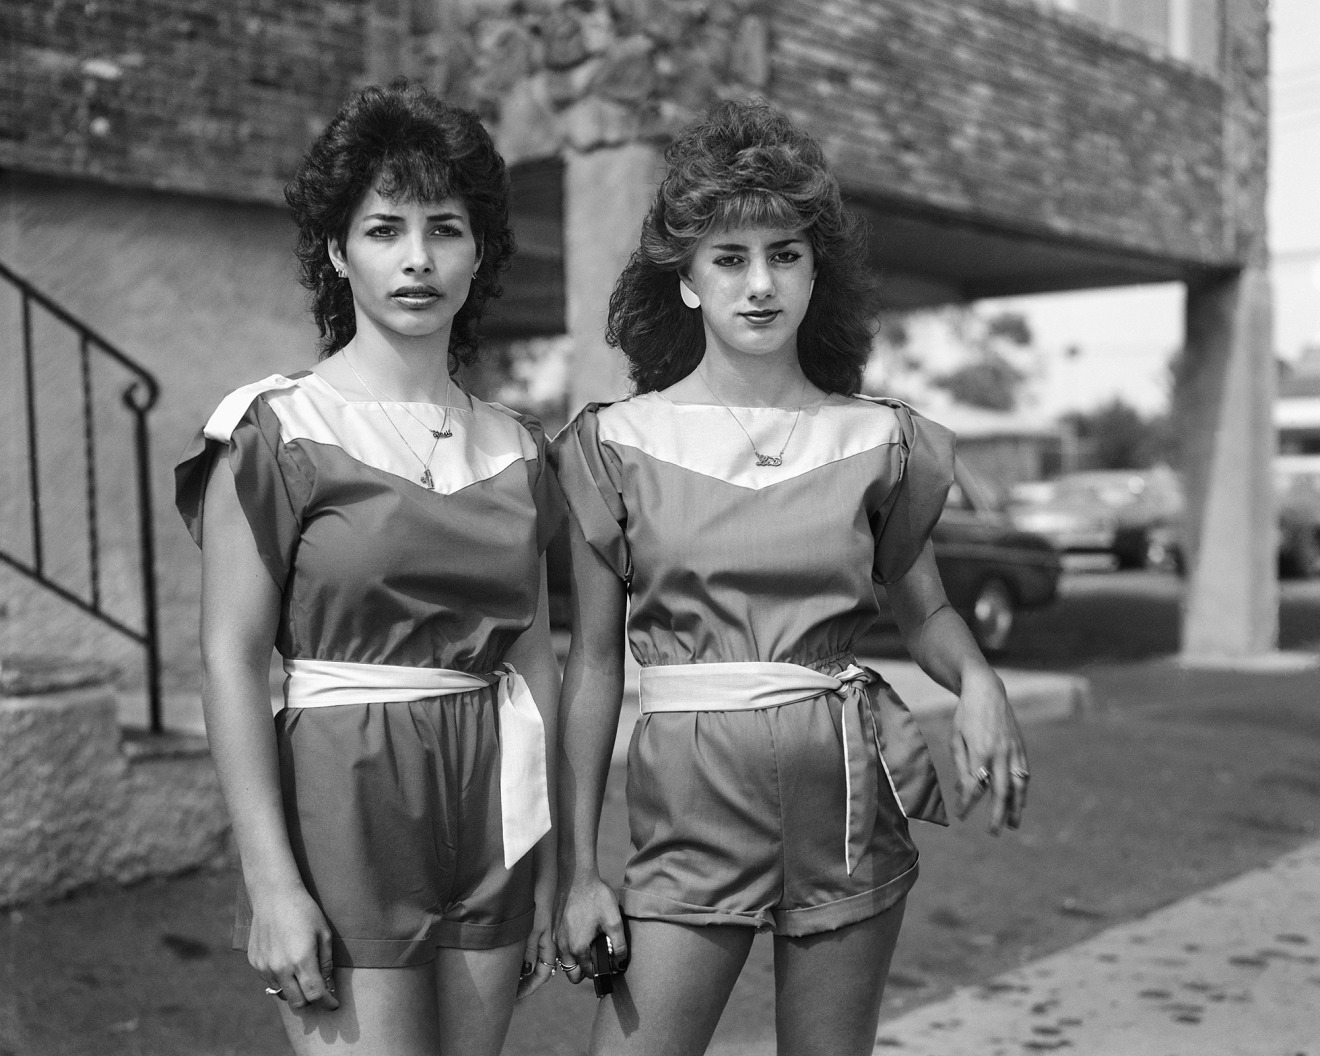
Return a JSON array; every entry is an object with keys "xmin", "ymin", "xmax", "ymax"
[
  {"xmin": 246, "ymin": 884, "xmax": 340, "ymax": 1011},
  {"xmin": 554, "ymin": 871, "xmax": 627, "ymax": 986}
]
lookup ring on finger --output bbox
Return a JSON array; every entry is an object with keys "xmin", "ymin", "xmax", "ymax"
[
  {"xmin": 973, "ymin": 765, "xmax": 991, "ymax": 787},
  {"xmin": 1011, "ymin": 767, "xmax": 1031, "ymax": 781},
  {"xmin": 264, "ymin": 986, "xmax": 285, "ymax": 999},
  {"xmin": 556, "ymin": 959, "xmax": 580, "ymax": 972},
  {"xmin": 537, "ymin": 956, "xmax": 558, "ymax": 975}
]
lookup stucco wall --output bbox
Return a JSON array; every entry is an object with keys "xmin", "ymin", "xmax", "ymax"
[{"xmin": 0, "ymin": 173, "xmax": 315, "ymax": 723}]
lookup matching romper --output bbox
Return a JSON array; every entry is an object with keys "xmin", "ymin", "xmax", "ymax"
[
  {"xmin": 552, "ymin": 391, "xmax": 955, "ymax": 937},
  {"xmin": 175, "ymin": 370, "xmax": 563, "ymax": 968}
]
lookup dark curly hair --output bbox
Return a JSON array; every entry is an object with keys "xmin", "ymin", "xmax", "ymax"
[
  {"xmin": 285, "ymin": 79, "xmax": 515, "ymax": 366},
  {"xmin": 607, "ymin": 100, "xmax": 877, "ymax": 395}
]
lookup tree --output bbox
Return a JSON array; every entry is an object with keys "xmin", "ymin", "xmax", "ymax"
[
  {"xmin": 1063, "ymin": 398, "xmax": 1174, "ymax": 469},
  {"xmin": 931, "ymin": 310, "xmax": 1034, "ymax": 411},
  {"xmin": 933, "ymin": 354, "xmax": 1025, "ymax": 412}
]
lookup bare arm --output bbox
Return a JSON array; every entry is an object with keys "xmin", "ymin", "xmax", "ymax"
[
  {"xmin": 199, "ymin": 454, "xmax": 337, "ymax": 1010},
  {"xmin": 502, "ymin": 564, "xmax": 562, "ymax": 998},
  {"xmin": 886, "ymin": 542, "xmax": 1028, "ymax": 833},
  {"xmin": 553, "ymin": 514, "xmax": 629, "ymax": 983}
]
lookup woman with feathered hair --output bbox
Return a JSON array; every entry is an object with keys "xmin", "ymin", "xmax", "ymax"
[{"xmin": 552, "ymin": 100, "xmax": 1029, "ymax": 1056}]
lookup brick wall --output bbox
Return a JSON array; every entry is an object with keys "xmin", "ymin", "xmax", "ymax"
[
  {"xmin": 768, "ymin": 0, "xmax": 1243, "ymax": 267},
  {"xmin": 1, "ymin": 0, "xmax": 365, "ymax": 204},
  {"xmin": 2, "ymin": 0, "xmax": 1264, "ymax": 274}
]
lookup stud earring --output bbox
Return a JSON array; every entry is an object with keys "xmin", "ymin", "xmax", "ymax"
[{"xmin": 680, "ymin": 282, "xmax": 701, "ymax": 310}]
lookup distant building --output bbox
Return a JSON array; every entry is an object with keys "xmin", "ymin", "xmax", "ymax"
[{"xmin": 0, "ymin": 0, "xmax": 1278, "ymax": 705}]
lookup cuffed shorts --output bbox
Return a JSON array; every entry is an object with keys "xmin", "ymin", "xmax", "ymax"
[
  {"xmin": 621, "ymin": 663, "xmax": 919, "ymax": 937},
  {"xmin": 232, "ymin": 690, "xmax": 535, "ymax": 968}
]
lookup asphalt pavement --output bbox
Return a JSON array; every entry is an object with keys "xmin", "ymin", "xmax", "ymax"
[{"xmin": 3, "ymin": 572, "xmax": 1318, "ymax": 1056}]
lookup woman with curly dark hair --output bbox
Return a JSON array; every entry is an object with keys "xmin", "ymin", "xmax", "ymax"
[
  {"xmin": 175, "ymin": 80, "xmax": 563, "ymax": 1054},
  {"xmin": 552, "ymin": 100, "xmax": 1029, "ymax": 1055}
]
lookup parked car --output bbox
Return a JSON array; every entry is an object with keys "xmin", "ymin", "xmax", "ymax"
[
  {"xmin": 1006, "ymin": 467, "xmax": 1183, "ymax": 569},
  {"xmin": 876, "ymin": 458, "xmax": 1063, "ymax": 654},
  {"xmin": 1009, "ymin": 461, "xmax": 1320, "ymax": 579}
]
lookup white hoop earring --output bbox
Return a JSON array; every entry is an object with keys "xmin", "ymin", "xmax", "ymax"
[{"xmin": 680, "ymin": 282, "xmax": 701, "ymax": 310}]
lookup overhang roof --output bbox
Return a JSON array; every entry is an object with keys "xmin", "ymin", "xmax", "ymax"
[{"xmin": 851, "ymin": 196, "xmax": 1223, "ymax": 309}]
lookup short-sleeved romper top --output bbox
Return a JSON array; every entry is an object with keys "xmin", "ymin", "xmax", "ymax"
[
  {"xmin": 175, "ymin": 371, "xmax": 562, "ymax": 967},
  {"xmin": 552, "ymin": 391, "xmax": 954, "ymax": 937}
]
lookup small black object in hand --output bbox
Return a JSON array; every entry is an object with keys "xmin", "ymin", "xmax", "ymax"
[{"xmin": 588, "ymin": 918, "xmax": 632, "ymax": 998}]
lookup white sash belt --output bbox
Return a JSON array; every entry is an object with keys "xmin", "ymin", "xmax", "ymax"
[
  {"xmin": 284, "ymin": 658, "xmax": 550, "ymax": 870},
  {"xmin": 640, "ymin": 661, "xmax": 893, "ymax": 875}
]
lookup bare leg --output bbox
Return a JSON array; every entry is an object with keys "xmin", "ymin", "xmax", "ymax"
[
  {"xmin": 274, "ymin": 942, "xmax": 524, "ymax": 1056},
  {"xmin": 772, "ymin": 898, "xmax": 907, "ymax": 1056},
  {"xmin": 434, "ymin": 942, "xmax": 527, "ymax": 1056},
  {"xmin": 277, "ymin": 965, "xmax": 439, "ymax": 1056},
  {"xmin": 589, "ymin": 919, "xmax": 756, "ymax": 1056}
]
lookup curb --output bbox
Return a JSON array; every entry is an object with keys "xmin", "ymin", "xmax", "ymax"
[{"xmin": 872, "ymin": 660, "xmax": 1093, "ymax": 724}]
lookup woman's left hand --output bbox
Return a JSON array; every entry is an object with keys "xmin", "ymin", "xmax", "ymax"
[
  {"xmin": 950, "ymin": 666, "xmax": 1029, "ymax": 834},
  {"xmin": 517, "ymin": 868, "xmax": 558, "ymax": 999}
]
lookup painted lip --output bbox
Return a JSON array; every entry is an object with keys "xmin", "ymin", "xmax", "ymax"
[
  {"xmin": 740, "ymin": 309, "xmax": 781, "ymax": 324},
  {"xmin": 391, "ymin": 284, "xmax": 442, "ymax": 307}
]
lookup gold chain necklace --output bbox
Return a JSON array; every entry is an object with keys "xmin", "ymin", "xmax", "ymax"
[
  {"xmin": 695, "ymin": 369, "xmax": 805, "ymax": 468},
  {"xmin": 344, "ymin": 351, "xmax": 453, "ymax": 490}
]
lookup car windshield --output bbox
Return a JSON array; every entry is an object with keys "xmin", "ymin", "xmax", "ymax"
[{"xmin": 951, "ymin": 460, "xmax": 1006, "ymax": 514}]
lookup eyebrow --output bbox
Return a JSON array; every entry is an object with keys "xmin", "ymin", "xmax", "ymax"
[
  {"xmin": 362, "ymin": 211, "xmax": 466, "ymax": 223},
  {"xmin": 709, "ymin": 237, "xmax": 804, "ymax": 251}
]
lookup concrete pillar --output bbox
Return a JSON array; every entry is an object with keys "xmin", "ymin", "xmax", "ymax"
[
  {"xmin": 1174, "ymin": 266, "xmax": 1278, "ymax": 660},
  {"xmin": 564, "ymin": 144, "xmax": 663, "ymax": 412}
]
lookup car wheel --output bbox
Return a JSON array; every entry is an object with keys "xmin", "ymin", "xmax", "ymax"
[{"xmin": 972, "ymin": 578, "xmax": 1015, "ymax": 655}]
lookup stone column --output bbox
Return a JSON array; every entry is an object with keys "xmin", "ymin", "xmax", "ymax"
[
  {"xmin": 1174, "ymin": 266, "xmax": 1278, "ymax": 660},
  {"xmin": 564, "ymin": 144, "xmax": 663, "ymax": 412}
]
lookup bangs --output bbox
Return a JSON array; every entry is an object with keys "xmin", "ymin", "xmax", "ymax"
[
  {"xmin": 371, "ymin": 149, "xmax": 457, "ymax": 207},
  {"xmin": 709, "ymin": 190, "xmax": 808, "ymax": 234}
]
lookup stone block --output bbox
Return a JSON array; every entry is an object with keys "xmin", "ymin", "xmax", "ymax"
[
  {"xmin": 496, "ymin": 75, "xmax": 566, "ymax": 163},
  {"xmin": 0, "ymin": 677, "xmax": 231, "ymax": 908},
  {"xmin": 562, "ymin": 95, "xmax": 640, "ymax": 151},
  {"xmin": 594, "ymin": 35, "xmax": 655, "ymax": 103},
  {"xmin": 545, "ymin": 56, "xmax": 605, "ymax": 107},
  {"xmin": 111, "ymin": 747, "xmax": 231, "ymax": 885},
  {"xmin": 730, "ymin": 14, "xmax": 769, "ymax": 88},
  {"xmin": 471, "ymin": 20, "xmax": 539, "ymax": 100},
  {"xmin": 0, "ymin": 687, "xmax": 128, "ymax": 907},
  {"xmin": 542, "ymin": 9, "xmax": 591, "ymax": 70}
]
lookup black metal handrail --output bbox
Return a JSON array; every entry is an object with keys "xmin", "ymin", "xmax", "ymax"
[{"xmin": 0, "ymin": 259, "xmax": 163, "ymax": 732}]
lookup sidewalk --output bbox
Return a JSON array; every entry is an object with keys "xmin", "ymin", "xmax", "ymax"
[{"xmin": 869, "ymin": 839, "xmax": 1320, "ymax": 1055}]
